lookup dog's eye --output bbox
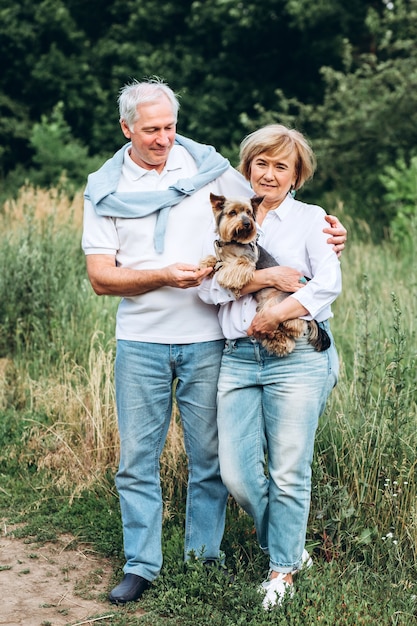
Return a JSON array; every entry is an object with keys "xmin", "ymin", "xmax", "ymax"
[{"xmin": 229, "ymin": 210, "xmax": 237, "ymax": 216}]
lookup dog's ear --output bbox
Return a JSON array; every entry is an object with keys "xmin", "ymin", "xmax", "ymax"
[
  {"xmin": 210, "ymin": 193, "xmax": 226, "ymax": 214},
  {"xmin": 250, "ymin": 196, "xmax": 264, "ymax": 214}
]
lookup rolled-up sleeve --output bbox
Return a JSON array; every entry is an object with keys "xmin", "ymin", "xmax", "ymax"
[
  {"xmin": 290, "ymin": 213, "xmax": 342, "ymax": 320},
  {"xmin": 198, "ymin": 274, "xmax": 237, "ymax": 306}
]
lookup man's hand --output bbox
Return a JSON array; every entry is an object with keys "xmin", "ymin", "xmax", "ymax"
[
  {"xmin": 323, "ymin": 215, "xmax": 347, "ymax": 257},
  {"xmin": 85, "ymin": 255, "xmax": 213, "ymax": 297},
  {"xmin": 164, "ymin": 263, "xmax": 213, "ymax": 289}
]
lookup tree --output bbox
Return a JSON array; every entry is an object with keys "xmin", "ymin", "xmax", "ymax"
[
  {"xmin": 2, "ymin": 0, "xmax": 416, "ymax": 238},
  {"xmin": 0, "ymin": 0, "xmax": 379, "ymax": 179},
  {"xmin": 29, "ymin": 102, "xmax": 104, "ymax": 191},
  {"xmin": 240, "ymin": 0, "xmax": 417, "ymax": 237},
  {"xmin": 0, "ymin": 0, "xmax": 98, "ymax": 174}
]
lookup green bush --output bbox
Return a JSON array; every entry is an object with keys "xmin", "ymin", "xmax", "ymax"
[
  {"xmin": 380, "ymin": 155, "xmax": 417, "ymax": 252},
  {"xmin": 29, "ymin": 102, "xmax": 106, "ymax": 193},
  {"xmin": 0, "ymin": 187, "xmax": 116, "ymax": 367}
]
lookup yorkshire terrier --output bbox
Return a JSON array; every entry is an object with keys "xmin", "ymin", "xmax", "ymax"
[{"xmin": 200, "ymin": 192, "xmax": 331, "ymax": 357}]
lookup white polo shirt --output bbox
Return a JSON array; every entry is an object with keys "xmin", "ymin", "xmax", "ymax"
[{"xmin": 82, "ymin": 144, "xmax": 251, "ymax": 343}]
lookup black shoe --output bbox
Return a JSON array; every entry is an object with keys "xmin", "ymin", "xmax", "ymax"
[{"xmin": 109, "ymin": 573, "xmax": 150, "ymax": 604}]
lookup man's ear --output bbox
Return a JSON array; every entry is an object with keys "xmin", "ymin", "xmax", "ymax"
[{"xmin": 120, "ymin": 119, "xmax": 132, "ymax": 139}]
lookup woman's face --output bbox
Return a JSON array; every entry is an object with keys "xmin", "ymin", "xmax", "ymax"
[{"xmin": 249, "ymin": 151, "xmax": 297, "ymax": 208}]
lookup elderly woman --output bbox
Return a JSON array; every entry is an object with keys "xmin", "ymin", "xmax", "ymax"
[{"xmin": 198, "ymin": 124, "xmax": 342, "ymax": 610}]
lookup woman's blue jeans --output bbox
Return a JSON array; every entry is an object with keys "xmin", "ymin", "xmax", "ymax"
[
  {"xmin": 217, "ymin": 326, "xmax": 338, "ymax": 574},
  {"xmin": 115, "ymin": 339, "xmax": 228, "ymax": 581}
]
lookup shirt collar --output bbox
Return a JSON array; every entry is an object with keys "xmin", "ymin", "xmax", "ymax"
[
  {"xmin": 257, "ymin": 194, "xmax": 295, "ymax": 233},
  {"xmin": 123, "ymin": 145, "xmax": 183, "ymax": 181},
  {"xmin": 271, "ymin": 193, "xmax": 295, "ymax": 220}
]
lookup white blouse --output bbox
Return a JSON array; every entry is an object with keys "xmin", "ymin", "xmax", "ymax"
[{"xmin": 198, "ymin": 194, "xmax": 342, "ymax": 339}]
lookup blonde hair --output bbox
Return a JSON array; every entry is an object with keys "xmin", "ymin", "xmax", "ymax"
[{"xmin": 239, "ymin": 124, "xmax": 316, "ymax": 190}]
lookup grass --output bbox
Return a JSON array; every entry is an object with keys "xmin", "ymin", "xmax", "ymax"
[{"xmin": 1, "ymin": 186, "xmax": 417, "ymax": 624}]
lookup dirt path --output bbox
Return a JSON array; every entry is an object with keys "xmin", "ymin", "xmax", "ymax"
[{"xmin": 0, "ymin": 524, "xmax": 145, "ymax": 626}]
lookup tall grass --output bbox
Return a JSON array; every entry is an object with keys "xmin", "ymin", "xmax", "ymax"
[
  {"xmin": 0, "ymin": 185, "xmax": 117, "ymax": 369},
  {"xmin": 312, "ymin": 235, "xmax": 417, "ymax": 574},
  {"xmin": 1, "ymin": 185, "xmax": 416, "ymax": 582},
  {"xmin": 0, "ymin": 185, "xmax": 186, "ymax": 507}
]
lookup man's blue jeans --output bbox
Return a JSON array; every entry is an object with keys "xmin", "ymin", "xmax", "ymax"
[
  {"xmin": 114, "ymin": 338, "xmax": 228, "ymax": 581},
  {"xmin": 217, "ymin": 327, "xmax": 338, "ymax": 574}
]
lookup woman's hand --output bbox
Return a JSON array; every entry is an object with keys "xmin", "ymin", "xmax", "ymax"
[
  {"xmin": 247, "ymin": 307, "xmax": 281, "ymax": 338},
  {"xmin": 240, "ymin": 266, "xmax": 306, "ymax": 296},
  {"xmin": 263, "ymin": 266, "xmax": 306, "ymax": 292},
  {"xmin": 323, "ymin": 215, "xmax": 347, "ymax": 257},
  {"xmin": 247, "ymin": 297, "xmax": 309, "ymax": 339}
]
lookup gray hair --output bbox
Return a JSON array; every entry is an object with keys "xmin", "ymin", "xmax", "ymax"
[{"xmin": 118, "ymin": 77, "xmax": 180, "ymax": 130}]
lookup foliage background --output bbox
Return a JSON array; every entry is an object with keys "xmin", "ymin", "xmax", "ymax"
[{"xmin": 1, "ymin": 0, "xmax": 417, "ymax": 238}]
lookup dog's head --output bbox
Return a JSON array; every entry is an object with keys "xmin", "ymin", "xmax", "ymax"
[{"xmin": 209, "ymin": 193, "xmax": 263, "ymax": 244}]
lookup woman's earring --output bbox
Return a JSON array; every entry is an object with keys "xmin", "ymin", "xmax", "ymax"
[{"xmin": 290, "ymin": 186, "xmax": 296, "ymax": 198}]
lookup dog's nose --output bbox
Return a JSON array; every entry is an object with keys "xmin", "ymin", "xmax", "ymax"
[{"xmin": 241, "ymin": 216, "xmax": 251, "ymax": 228}]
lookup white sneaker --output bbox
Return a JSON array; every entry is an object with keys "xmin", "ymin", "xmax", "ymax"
[
  {"xmin": 294, "ymin": 548, "xmax": 313, "ymax": 572},
  {"xmin": 259, "ymin": 573, "xmax": 294, "ymax": 610},
  {"xmin": 258, "ymin": 551, "xmax": 312, "ymax": 611}
]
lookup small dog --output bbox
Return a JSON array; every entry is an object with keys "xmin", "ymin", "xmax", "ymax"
[{"xmin": 200, "ymin": 193, "xmax": 330, "ymax": 357}]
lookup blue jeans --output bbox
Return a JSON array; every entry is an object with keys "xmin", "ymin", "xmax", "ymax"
[
  {"xmin": 217, "ymin": 325, "xmax": 338, "ymax": 574},
  {"xmin": 115, "ymin": 339, "xmax": 228, "ymax": 581}
]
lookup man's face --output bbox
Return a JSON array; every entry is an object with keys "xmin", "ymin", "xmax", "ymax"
[{"xmin": 120, "ymin": 95, "xmax": 177, "ymax": 173}]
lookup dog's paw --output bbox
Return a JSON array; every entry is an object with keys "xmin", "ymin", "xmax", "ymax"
[
  {"xmin": 216, "ymin": 262, "xmax": 255, "ymax": 292},
  {"xmin": 260, "ymin": 320, "xmax": 307, "ymax": 357},
  {"xmin": 261, "ymin": 332, "xmax": 295, "ymax": 357},
  {"xmin": 281, "ymin": 319, "xmax": 306, "ymax": 338},
  {"xmin": 199, "ymin": 255, "xmax": 217, "ymax": 270}
]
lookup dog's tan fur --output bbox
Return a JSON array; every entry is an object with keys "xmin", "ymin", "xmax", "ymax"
[{"xmin": 200, "ymin": 193, "xmax": 330, "ymax": 357}]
